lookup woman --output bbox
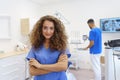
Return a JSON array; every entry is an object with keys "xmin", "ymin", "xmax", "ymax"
[{"xmin": 26, "ymin": 15, "xmax": 71, "ymax": 80}]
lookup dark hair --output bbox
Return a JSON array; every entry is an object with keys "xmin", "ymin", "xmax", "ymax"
[
  {"xmin": 29, "ymin": 15, "xmax": 68, "ymax": 51},
  {"xmin": 87, "ymin": 19, "xmax": 94, "ymax": 24}
]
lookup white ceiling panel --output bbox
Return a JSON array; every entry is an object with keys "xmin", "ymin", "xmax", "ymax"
[{"xmin": 29, "ymin": 0, "xmax": 64, "ymax": 5}]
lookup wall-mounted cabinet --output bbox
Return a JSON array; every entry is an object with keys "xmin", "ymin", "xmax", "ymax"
[
  {"xmin": 20, "ymin": 18, "xmax": 39, "ymax": 35},
  {"xmin": 0, "ymin": 16, "xmax": 11, "ymax": 39},
  {"xmin": 20, "ymin": 18, "xmax": 30, "ymax": 35}
]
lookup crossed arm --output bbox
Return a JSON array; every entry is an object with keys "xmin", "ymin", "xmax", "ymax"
[{"xmin": 29, "ymin": 54, "xmax": 68, "ymax": 76}]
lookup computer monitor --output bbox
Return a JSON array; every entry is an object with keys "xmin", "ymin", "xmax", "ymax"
[{"xmin": 100, "ymin": 17, "xmax": 120, "ymax": 32}]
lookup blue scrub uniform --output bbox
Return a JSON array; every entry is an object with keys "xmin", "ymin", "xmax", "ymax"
[{"xmin": 26, "ymin": 45, "xmax": 71, "ymax": 80}]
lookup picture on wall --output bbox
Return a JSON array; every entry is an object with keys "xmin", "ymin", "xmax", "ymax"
[{"xmin": 100, "ymin": 17, "xmax": 120, "ymax": 32}]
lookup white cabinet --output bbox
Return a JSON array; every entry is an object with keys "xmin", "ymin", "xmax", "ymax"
[
  {"xmin": 105, "ymin": 48, "xmax": 120, "ymax": 80},
  {"xmin": 69, "ymin": 50, "xmax": 91, "ymax": 70},
  {"xmin": 0, "ymin": 53, "xmax": 26, "ymax": 80}
]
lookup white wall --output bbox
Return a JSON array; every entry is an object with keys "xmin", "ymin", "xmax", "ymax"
[
  {"xmin": 36, "ymin": 0, "xmax": 120, "ymax": 54},
  {"xmin": 34, "ymin": 0, "xmax": 120, "ymax": 69},
  {"xmin": 0, "ymin": 0, "xmax": 120, "ymax": 53},
  {"xmin": 0, "ymin": 0, "xmax": 44, "ymax": 52}
]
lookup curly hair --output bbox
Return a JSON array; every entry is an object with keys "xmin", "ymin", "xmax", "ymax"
[{"xmin": 30, "ymin": 15, "xmax": 68, "ymax": 51}]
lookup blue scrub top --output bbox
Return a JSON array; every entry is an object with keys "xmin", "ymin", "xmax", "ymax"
[
  {"xmin": 89, "ymin": 27, "xmax": 102, "ymax": 54},
  {"xmin": 26, "ymin": 45, "xmax": 71, "ymax": 80}
]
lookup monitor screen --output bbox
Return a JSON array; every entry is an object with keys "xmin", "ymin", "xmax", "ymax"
[{"xmin": 100, "ymin": 17, "xmax": 120, "ymax": 32}]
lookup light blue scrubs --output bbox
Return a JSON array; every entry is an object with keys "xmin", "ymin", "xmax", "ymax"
[{"xmin": 26, "ymin": 45, "xmax": 71, "ymax": 80}]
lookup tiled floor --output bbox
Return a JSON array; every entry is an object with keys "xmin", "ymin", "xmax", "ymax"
[
  {"xmin": 69, "ymin": 69, "xmax": 94, "ymax": 80},
  {"xmin": 69, "ymin": 68, "xmax": 105, "ymax": 80}
]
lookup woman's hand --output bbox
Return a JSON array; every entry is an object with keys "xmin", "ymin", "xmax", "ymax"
[
  {"xmin": 29, "ymin": 58, "xmax": 41, "ymax": 68},
  {"xmin": 58, "ymin": 54, "xmax": 67, "ymax": 62}
]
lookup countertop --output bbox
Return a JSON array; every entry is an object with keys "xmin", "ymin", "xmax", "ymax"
[{"xmin": 0, "ymin": 49, "xmax": 29, "ymax": 59}]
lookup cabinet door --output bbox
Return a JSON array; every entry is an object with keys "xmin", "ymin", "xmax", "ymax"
[
  {"xmin": 0, "ymin": 53, "xmax": 26, "ymax": 80},
  {"xmin": 21, "ymin": 18, "xmax": 29, "ymax": 35},
  {"xmin": 114, "ymin": 55, "xmax": 120, "ymax": 80},
  {"xmin": 17, "ymin": 54, "xmax": 26, "ymax": 80}
]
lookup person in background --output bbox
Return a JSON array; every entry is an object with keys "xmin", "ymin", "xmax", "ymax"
[
  {"xmin": 26, "ymin": 15, "xmax": 71, "ymax": 80},
  {"xmin": 83, "ymin": 19, "xmax": 102, "ymax": 80}
]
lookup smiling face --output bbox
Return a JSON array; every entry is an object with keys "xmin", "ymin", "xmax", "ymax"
[{"xmin": 42, "ymin": 20, "xmax": 55, "ymax": 40}]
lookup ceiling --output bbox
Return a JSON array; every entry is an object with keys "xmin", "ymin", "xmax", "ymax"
[
  {"xmin": 29, "ymin": 0, "xmax": 74, "ymax": 5},
  {"xmin": 29, "ymin": 0, "xmax": 63, "ymax": 4}
]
